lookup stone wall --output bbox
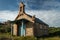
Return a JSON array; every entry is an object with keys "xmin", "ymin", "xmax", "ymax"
[
  {"xmin": 13, "ymin": 24, "xmax": 17, "ymax": 36},
  {"xmin": 26, "ymin": 22, "xmax": 34, "ymax": 36},
  {"xmin": 12, "ymin": 22, "xmax": 49, "ymax": 36},
  {"xmin": 34, "ymin": 23, "xmax": 49, "ymax": 37}
]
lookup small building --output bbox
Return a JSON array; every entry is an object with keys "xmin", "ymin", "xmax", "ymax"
[{"xmin": 11, "ymin": 2, "xmax": 49, "ymax": 37}]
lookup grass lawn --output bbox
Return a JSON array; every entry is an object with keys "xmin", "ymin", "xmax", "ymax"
[
  {"xmin": 0, "ymin": 33, "xmax": 11, "ymax": 38},
  {"xmin": 39, "ymin": 36, "xmax": 60, "ymax": 40},
  {"xmin": 0, "ymin": 33, "xmax": 60, "ymax": 40}
]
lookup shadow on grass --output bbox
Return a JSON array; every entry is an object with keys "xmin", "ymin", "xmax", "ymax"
[
  {"xmin": 0, "ymin": 31, "xmax": 60, "ymax": 40},
  {"xmin": 0, "ymin": 37, "xmax": 12, "ymax": 40},
  {"xmin": 48, "ymin": 31, "xmax": 60, "ymax": 37},
  {"xmin": 36, "ymin": 31, "xmax": 60, "ymax": 40}
]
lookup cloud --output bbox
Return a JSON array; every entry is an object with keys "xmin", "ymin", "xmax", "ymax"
[
  {"xmin": 0, "ymin": 0, "xmax": 60, "ymax": 27},
  {"xmin": 0, "ymin": 10, "xmax": 18, "ymax": 21},
  {"xmin": 26, "ymin": 10, "xmax": 60, "ymax": 27},
  {"xmin": 24, "ymin": 0, "xmax": 60, "ymax": 10},
  {"xmin": 0, "ymin": 10, "xmax": 60, "ymax": 27},
  {"xmin": 0, "ymin": 0, "xmax": 60, "ymax": 10},
  {"xmin": 16, "ymin": 0, "xmax": 20, "ymax": 5}
]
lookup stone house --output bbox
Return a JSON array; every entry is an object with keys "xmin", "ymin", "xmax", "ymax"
[{"xmin": 11, "ymin": 2, "xmax": 49, "ymax": 37}]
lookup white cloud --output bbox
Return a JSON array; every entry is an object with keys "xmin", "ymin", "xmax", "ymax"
[
  {"xmin": 26, "ymin": 10, "xmax": 60, "ymax": 27},
  {"xmin": 0, "ymin": 10, "xmax": 18, "ymax": 21},
  {"xmin": 0, "ymin": 10, "xmax": 60, "ymax": 27}
]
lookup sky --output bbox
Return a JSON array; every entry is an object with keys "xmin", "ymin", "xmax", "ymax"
[{"xmin": 0, "ymin": 0, "xmax": 60, "ymax": 27}]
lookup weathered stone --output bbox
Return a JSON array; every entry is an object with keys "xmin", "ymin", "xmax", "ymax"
[
  {"xmin": 13, "ymin": 24, "xmax": 17, "ymax": 36},
  {"xmin": 11, "ymin": 2, "xmax": 49, "ymax": 37}
]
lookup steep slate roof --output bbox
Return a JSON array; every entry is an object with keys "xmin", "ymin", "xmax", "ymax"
[
  {"xmin": 25, "ymin": 13, "xmax": 48, "ymax": 26},
  {"xmin": 35, "ymin": 18, "xmax": 48, "ymax": 26}
]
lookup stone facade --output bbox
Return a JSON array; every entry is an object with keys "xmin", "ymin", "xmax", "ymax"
[
  {"xmin": 12, "ymin": 2, "xmax": 49, "ymax": 37},
  {"xmin": 13, "ymin": 24, "xmax": 17, "ymax": 36},
  {"xmin": 34, "ymin": 23, "xmax": 48, "ymax": 36},
  {"xmin": 26, "ymin": 22, "xmax": 34, "ymax": 36}
]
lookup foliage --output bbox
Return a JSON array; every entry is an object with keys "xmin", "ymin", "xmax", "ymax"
[
  {"xmin": 48, "ymin": 27, "xmax": 60, "ymax": 37},
  {"xmin": 0, "ymin": 25, "xmax": 11, "ymax": 33},
  {"xmin": 0, "ymin": 25, "xmax": 60, "ymax": 40},
  {"xmin": 49, "ymin": 27, "xmax": 60, "ymax": 33}
]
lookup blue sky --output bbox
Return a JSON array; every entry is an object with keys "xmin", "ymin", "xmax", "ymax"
[{"xmin": 0, "ymin": 0, "xmax": 60, "ymax": 27}]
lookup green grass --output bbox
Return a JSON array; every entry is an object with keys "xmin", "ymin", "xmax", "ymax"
[
  {"xmin": 0, "ymin": 33, "xmax": 60, "ymax": 40},
  {"xmin": 0, "ymin": 33, "xmax": 11, "ymax": 38},
  {"xmin": 39, "ymin": 37, "xmax": 60, "ymax": 40}
]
